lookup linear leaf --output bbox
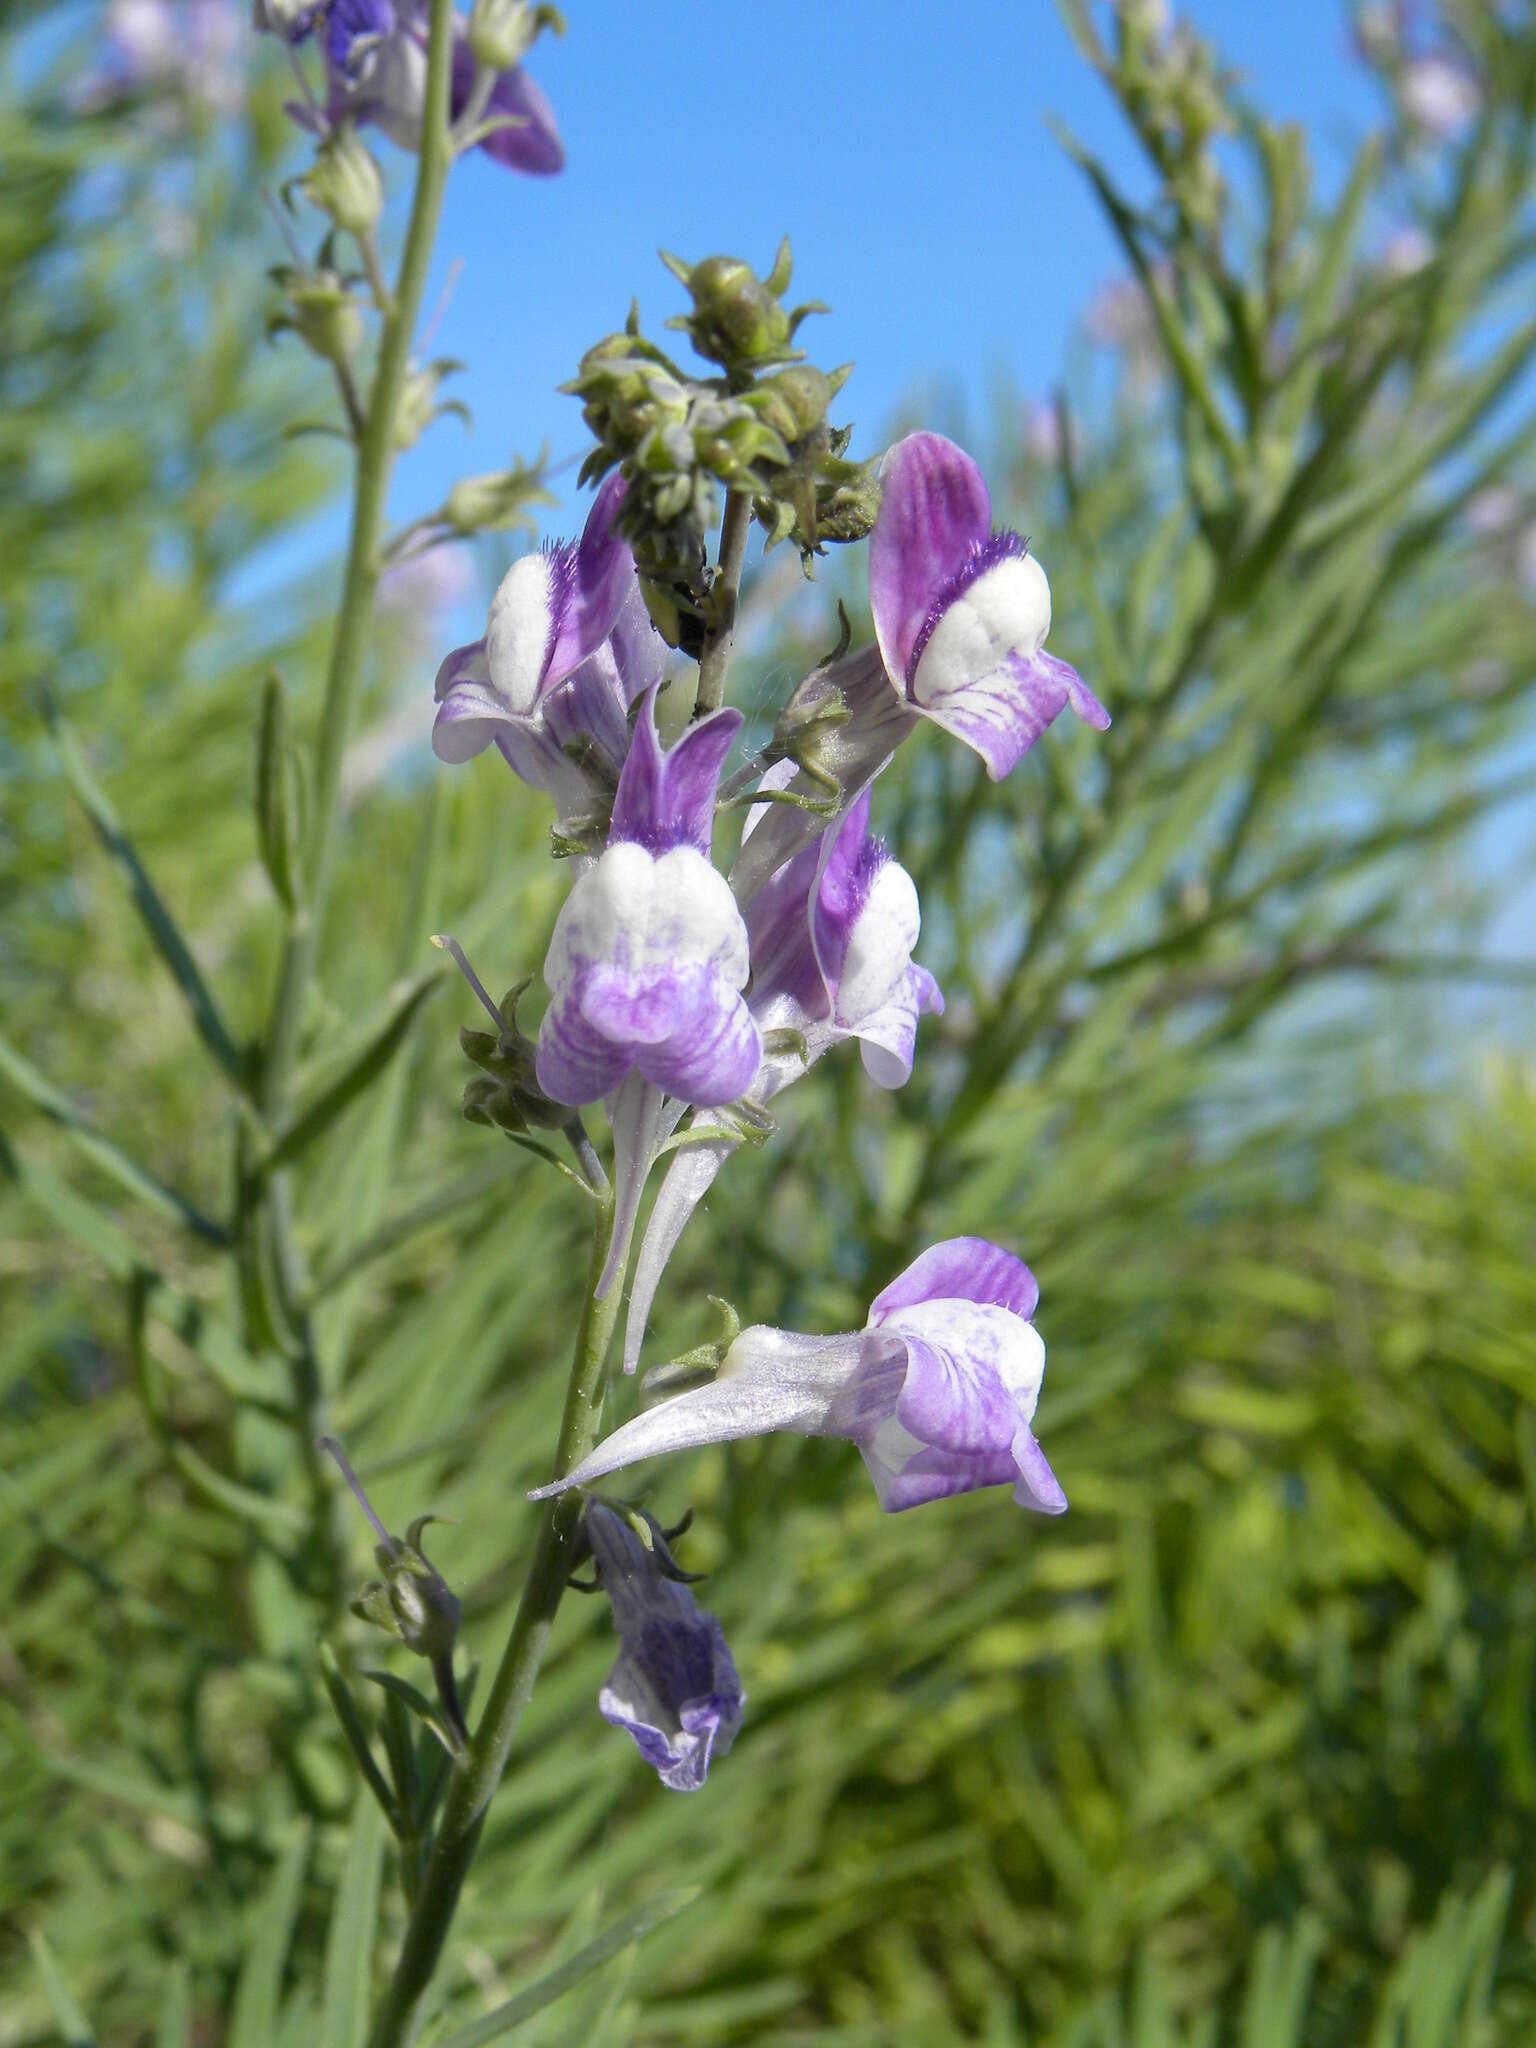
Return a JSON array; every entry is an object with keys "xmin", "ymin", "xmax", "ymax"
[
  {"xmin": 260, "ymin": 968, "xmax": 444, "ymax": 1175},
  {"xmin": 0, "ymin": 1029, "xmax": 227, "ymax": 1244},
  {"xmin": 27, "ymin": 1932, "xmax": 97, "ymax": 2048},
  {"xmin": 229, "ymin": 1823, "xmax": 312, "ymax": 2048},
  {"xmin": 437, "ymin": 1891, "xmax": 700, "ymax": 2048},
  {"xmin": 320, "ymin": 1795, "xmax": 388, "ymax": 2048},
  {"xmin": 41, "ymin": 695, "xmax": 245, "ymax": 1086}
]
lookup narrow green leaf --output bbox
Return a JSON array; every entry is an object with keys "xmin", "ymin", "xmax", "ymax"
[
  {"xmin": 168, "ymin": 1442, "xmax": 306, "ymax": 1534},
  {"xmin": 437, "ymin": 1890, "xmax": 700, "ymax": 2048},
  {"xmin": 41, "ymin": 694, "xmax": 245, "ymax": 1086},
  {"xmin": 0, "ymin": 1029, "xmax": 227, "ymax": 1244},
  {"xmin": 319, "ymin": 1645, "xmax": 404, "ymax": 1832},
  {"xmin": 320, "ymin": 1794, "xmax": 388, "ymax": 2048},
  {"xmin": 256, "ymin": 672, "xmax": 305, "ymax": 910},
  {"xmin": 310, "ymin": 1161, "xmax": 510, "ymax": 1295},
  {"xmin": 0, "ymin": 1129, "xmax": 282, "ymax": 1409},
  {"xmin": 27, "ymin": 1931, "xmax": 97, "ymax": 2048},
  {"xmin": 229, "ymin": 1823, "xmax": 313, "ymax": 2048},
  {"xmin": 260, "ymin": 969, "xmax": 444, "ymax": 1175},
  {"xmin": 155, "ymin": 1961, "xmax": 192, "ymax": 2048}
]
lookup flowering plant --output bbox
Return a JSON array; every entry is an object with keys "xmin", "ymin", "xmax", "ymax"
[
  {"xmin": 251, "ymin": 0, "xmax": 1112, "ymax": 2002},
  {"xmin": 17, "ymin": 0, "xmax": 1536, "ymax": 2040}
]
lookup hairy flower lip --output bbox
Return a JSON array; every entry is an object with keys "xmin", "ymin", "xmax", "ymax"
[
  {"xmin": 903, "ymin": 529, "xmax": 1031, "ymax": 690},
  {"xmin": 867, "ymin": 430, "xmax": 1109, "ymax": 781},
  {"xmin": 533, "ymin": 686, "xmax": 760, "ymax": 1114}
]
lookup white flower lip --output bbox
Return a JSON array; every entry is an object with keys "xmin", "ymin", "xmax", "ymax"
[
  {"xmin": 911, "ymin": 552, "xmax": 1053, "ymax": 710},
  {"xmin": 486, "ymin": 552, "xmax": 556, "ymax": 715}
]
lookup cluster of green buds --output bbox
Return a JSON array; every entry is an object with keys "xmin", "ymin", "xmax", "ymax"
[
  {"xmin": 1101, "ymin": 1, "xmax": 1234, "ymax": 233},
  {"xmin": 438, "ymin": 954, "xmax": 568, "ymax": 1136},
  {"xmin": 320, "ymin": 1438, "xmax": 469, "ymax": 1749},
  {"xmin": 565, "ymin": 240, "xmax": 882, "ymax": 646}
]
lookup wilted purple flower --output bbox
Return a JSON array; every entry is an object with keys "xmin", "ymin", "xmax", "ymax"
[
  {"xmin": 584, "ymin": 1502, "xmax": 743, "ymax": 1792},
  {"xmin": 537, "ymin": 1237, "xmax": 1067, "ymax": 1517},
  {"xmin": 620, "ymin": 784, "xmax": 944, "ymax": 1372},
  {"xmin": 267, "ymin": 0, "xmax": 564, "ymax": 174},
  {"xmin": 869, "ymin": 432, "xmax": 1109, "ymax": 783},
  {"xmin": 535, "ymin": 686, "xmax": 760, "ymax": 1109},
  {"xmin": 432, "ymin": 475, "xmax": 667, "ymax": 819}
]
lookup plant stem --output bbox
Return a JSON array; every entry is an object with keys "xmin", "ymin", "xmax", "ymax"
[
  {"xmin": 694, "ymin": 488, "xmax": 751, "ymax": 716},
  {"xmin": 242, "ymin": 0, "xmax": 458, "ymax": 1615},
  {"xmin": 366, "ymin": 1190, "xmax": 632, "ymax": 2048},
  {"xmin": 263, "ymin": 0, "xmax": 457, "ymax": 1116}
]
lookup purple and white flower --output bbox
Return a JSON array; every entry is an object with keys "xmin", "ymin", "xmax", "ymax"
[
  {"xmin": 267, "ymin": 0, "xmax": 564, "ymax": 174},
  {"xmin": 535, "ymin": 685, "xmax": 759, "ymax": 1110},
  {"xmin": 432, "ymin": 475, "xmax": 667, "ymax": 820},
  {"xmin": 620, "ymin": 784, "xmax": 943, "ymax": 1372},
  {"xmin": 584, "ymin": 1502, "xmax": 743, "ymax": 1792},
  {"xmin": 538, "ymin": 1237, "xmax": 1067, "ymax": 1517},
  {"xmin": 869, "ymin": 432, "xmax": 1109, "ymax": 783}
]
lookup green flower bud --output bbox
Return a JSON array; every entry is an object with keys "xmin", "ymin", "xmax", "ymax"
[
  {"xmin": 298, "ymin": 124, "xmax": 383, "ymax": 238},
  {"xmin": 467, "ymin": 0, "xmax": 563, "ymax": 69},
  {"xmin": 443, "ymin": 458, "xmax": 553, "ymax": 535},
  {"xmin": 395, "ymin": 356, "xmax": 468, "ymax": 451},
  {"xmin": 269, "ymin": 266, "xmax": 363, "ymax": 368},
  {"xmin": 677, "ymin": 253, "xmax": 791, "ymax": 366}
]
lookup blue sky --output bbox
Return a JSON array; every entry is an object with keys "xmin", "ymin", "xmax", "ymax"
[{"xmin": 385, "ymin": 0, "xmax": 1384, "ymax": 540}]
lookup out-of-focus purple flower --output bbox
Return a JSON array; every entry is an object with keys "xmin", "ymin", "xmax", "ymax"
[
  {"xmin": 379, "ymin": 542, "xmax": 476, "ymax": 615},
  {"xmin": 84, "ymin": 0, "xmax": 244, "ymax": 112},
  {"xmin": 432, "ymin": 475, "xmax": 667, "ymax": 820},
  {"xmin": 621, "ymin": 784, "xmax": 943, "ymax": 1373},
  {"xmin": 537, "ymin": 1237, "xmax": 1067, "ymax": 1517},
  {"xmin": 1400, "ymin": 55, "xmax": 1481, "ymax": 139},
  {"xmin": 1464, "ymin": 486, "xmax": 1521, "ymax": 538},
  {"xmin": 583, "ymin": 1503, "xmax": 742, "ymax": 1792},
  {"xmin": 868, "ymin": 432, "xmax": 1109, "ymax": 783},
  {"xmin": 534, "ymin": 686, "xmax": 759, "ymax": 1110},
  {"xmin": 1380, "ymin": 224, "xmax": 1434, "ymax": 277},
  {"xmin": 1022, "ymin": 397, "xmax": 1084, "ymax": 469},
  {"xmin": 266, "ymin": 0, "xmax": 564, "ymax": 174}
]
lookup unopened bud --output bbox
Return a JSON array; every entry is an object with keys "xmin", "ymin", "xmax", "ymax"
[
  {"xmin": 443, "ymin": 459, "xmax": 552, "ymax": 535},
  {"xmin": 299, "ymin": 123, "xmax": 383, "ymax": 237},
  {"xmin": 270, "ymin": 267, "xmax": 363, "ymax": 367},
  {"xmin": 464, "ymin": 0, "xmax": 557, "ymax": 68},
  {"xmin": 396, "ymin": 357, "xmax": 467, "ymax": 451},
  {"xmin": 320, "ymin": 1436, "xmax": 468, "ymax": 1745}
]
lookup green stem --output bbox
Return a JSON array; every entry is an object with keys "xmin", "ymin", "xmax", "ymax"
[
  {"xmin": 242, "ymin": 0, "xmax": 458, "ymax": 1620},
  {"xmin": 264, "ymin": 0, "xmax": 457, "ymax": 1115},
  {"xmin": 367, "ymin": 1192, "xmax": 632, "ymax": 2048},
  {"xmin": 694, "ymin": 488, "xmax": 751, "ymax": 716}
]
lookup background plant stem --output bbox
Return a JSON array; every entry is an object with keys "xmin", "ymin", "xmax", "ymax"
[{"xmin": 217, "ymin": 0, "xmax": 460, "ymax": 1632}]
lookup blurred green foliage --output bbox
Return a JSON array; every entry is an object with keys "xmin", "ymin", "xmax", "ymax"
[{"xmin": 3, "ymin": 2, "xmax": 1536, "ymax": 2043}]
